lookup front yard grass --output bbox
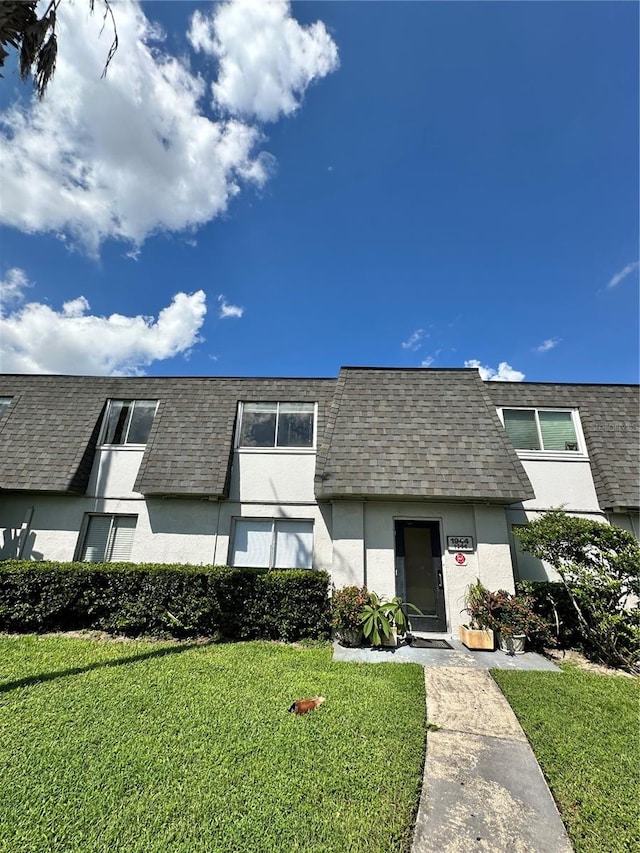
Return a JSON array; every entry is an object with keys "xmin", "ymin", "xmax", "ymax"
[
  {"xmin": 0, "ymin": 636, "xmax": 426, "ymax": 853},
  {"xmin": 492, "ymin": 664, "xmax": 639, "ymax": 853}
]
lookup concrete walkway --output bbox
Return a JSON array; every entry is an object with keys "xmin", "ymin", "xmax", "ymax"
[
  {"xmin": 412, "ymin": 667, "xmax": 573, "ymax": 853},
  {"xmin": 332, "ymin": 640, "xmax": 573, "ymax": 852}
]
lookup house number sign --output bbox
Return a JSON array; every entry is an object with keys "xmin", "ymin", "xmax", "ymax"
[{"xmin": 447, "ymin": 535, "xmax": 474, "ymax": 552}]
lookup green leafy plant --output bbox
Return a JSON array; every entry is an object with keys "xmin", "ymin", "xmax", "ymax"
[
  {"xmin": 330, "ymin": 585, "xmax": 369, "ymax": 633},
  {"xmin": 359, "ymin": 592, "xmax": 421, "ymax": 646},
  {"xmin": 462, "ymin": 579, "xmax": 553, "ymax": 647},
  {"xmin": 515, "ymin": 510, "xmax": 640, "ymax": 673},
  {"xmin": 463, "ymin": 579, "xmax": 503, "ymax": 630}
]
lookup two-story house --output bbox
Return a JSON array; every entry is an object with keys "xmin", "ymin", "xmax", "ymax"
[{"xmin": 0, "ymin": 368, "xmax": 637, "ymax": 635}]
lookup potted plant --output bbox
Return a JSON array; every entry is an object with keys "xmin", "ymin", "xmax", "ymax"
[
  {"xmin": 459, "ymin": 579, "xmax": 497, "ymax": 650},
  {"xmin": 492, "ymin": 591, "xmax": 554, "ymax": 655},
  {"xmin": 331, "ymin": 585, "xmax": 369, "ymax": 646},
  {"xmin": 360, "ymin": 592, "xmax": 421, "ymax": 647}
]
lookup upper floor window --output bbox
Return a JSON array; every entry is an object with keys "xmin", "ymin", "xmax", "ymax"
[
  {"xmin": 102, "ymin": 399, "xmax": 158, "ymax": 445},
  {"xmin": 501, "ymin": 408, "xmax": 581, "ymax": 452},
  {"xmin": 0, "ymin": 397, "xmax": 12, "ymax": 419},
  {"xmin": 237, "ymin": 402, "xmax": 315, "ymax": 449}
]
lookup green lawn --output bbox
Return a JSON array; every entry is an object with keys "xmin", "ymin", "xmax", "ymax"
[
  {"xmin": 492, "ymin": 664, "xmax": 640, "ymax": 853},
  {"xmin": 0, "ymin": 636, "xmax": 426, "ymax": 853}
]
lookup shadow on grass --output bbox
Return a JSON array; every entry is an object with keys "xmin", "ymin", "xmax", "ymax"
[{"xmin": 0, "ymin": 640, "xmax": 214, "ymax": 694}]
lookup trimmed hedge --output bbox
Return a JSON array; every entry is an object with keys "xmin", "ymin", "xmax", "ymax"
[{"xmin": 0, "ymin": 561, "xmax": 331, "ymax": 641}]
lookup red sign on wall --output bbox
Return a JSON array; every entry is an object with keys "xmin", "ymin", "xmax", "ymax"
[{"xmin": 454, "ymin": 553, "xmax": 467, "ymax": 566}]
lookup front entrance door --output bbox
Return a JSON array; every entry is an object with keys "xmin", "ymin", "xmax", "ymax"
[{"xmin": 394, "ymin": 520, "xmax": 447, "ymax": 632}]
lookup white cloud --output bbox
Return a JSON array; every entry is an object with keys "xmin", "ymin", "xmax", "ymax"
[
  {"xmin": 0, "ymin": 267, "xmax": 32, "ymax": 306},
  {"xmin": 536, "ymin": 338, "xmax": 561, "ymax": 353},
  {"xmin": 421, "ymin": 356, "xmax": 434, "ymax": 367},
  {"xmin": 189, "ymin": 0, "xmax": 339, "ymax": 122},
  {"xmin": 464, "ymin": 359, "xmax": 525, "ymax": 382},
  {"xmin": 218, "ymin": 294, "xmax": 244, "ymax": 319},
  {"xmin": 0, "ymin": 0, "xmax": 337, "ymax": 253},
  {"xmin": 0, "ymin": 290, "xmax": 207, "ymax": 375},
  {"xmin": 402, "ymin": 329, "xmax": 425, "ymax": 351},
  {"xmin": 606, "ymin": 261, "xmax": 639, "ymax": 289}
]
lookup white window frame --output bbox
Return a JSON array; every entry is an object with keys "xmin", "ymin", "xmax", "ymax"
[
  {"xmin": 235, "ymin": 402, "xmax": 317, "ymax": 452},
  {"xmin": 99, "ymin": 399, "xmax": 158, "ymax": 448},
  {"xmin": 498, "ymin": 407, "xmax": 587, "ymax": 460},
  {"xmin": 75, "ymin": 513, "xmax": 138, "ymax": 563},
  {"xmin": 228, "ymin": 517, "xmax": 314, "ymax": 569}
]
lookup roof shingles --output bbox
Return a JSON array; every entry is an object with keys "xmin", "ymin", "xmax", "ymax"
[
  {"xmin": 1, "ymin": 372, "xmax": 636, "ymax": 509},
  {"xmin": 486, "ymin": 383, "xmax": 640, "ymax": 510},
  {"xmin": 314, "ymin": 368, "xmax": 534, "ymax": 502}
]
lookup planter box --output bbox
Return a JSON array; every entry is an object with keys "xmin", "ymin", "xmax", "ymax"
[{"xmin": 459, "ymin": 625, "xmax": 495, "ymax": 651}]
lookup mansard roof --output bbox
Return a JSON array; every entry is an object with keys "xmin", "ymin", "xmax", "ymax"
[
  {"xmin": 0, "ymin": 370, "xmax": 637, "ymax": 508},
  {"xmin": 314, "ymin": 368, "xmax": 534, "ymax": 502},
  {"xmin": 486, "ymin": 382, "xmax": 640, "ymax": 510},
  {"xmin": 0, "ymin": 375, "xmax": 334, "ymax": 496}
]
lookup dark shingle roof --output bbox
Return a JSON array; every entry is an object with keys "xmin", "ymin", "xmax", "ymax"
[
  {"xmin": 1, "ymin": 371, "xmax": 636, "ymax": 508},
  {"xmin": 0, "ymin": 375, "xmax": 334, "ymax": 496},
  {"xmin": 486, "ymin": 383, "xmax": 640, "ymax": 510},
  {"xmin": 314, "ymin": 368, "xmax": 534, "ymax": 502}
]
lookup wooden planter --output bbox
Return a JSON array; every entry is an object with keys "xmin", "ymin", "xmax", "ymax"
[{"xmin": 459, "ymin": 625, "xmax": 495, "ymax": 651}]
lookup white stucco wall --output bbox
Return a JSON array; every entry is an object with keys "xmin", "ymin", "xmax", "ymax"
[
  {"xmin": 0, "ymin": 493, "xmax": 220, "ymax": 564},
  {"xmin": 331, "ymin": 502, "xmax": 365, "ymax": 587},
  {"xmin": 608, "ymin": 511, "xmax": 640, "ymax": 539},
  {"xmin": 328, "ymin": 500, "xmax": 516, "ymax": 634},
  {"xmin": 517, "ymin": 457, "xmax": 602, "ymax": 513},
  {"xmin": 229, "ymin": 451, "xmax": 317, "ymax": 503},
  {"xmin": 86, "ymin": 448, "xmax": 145, "ymax": 498}
]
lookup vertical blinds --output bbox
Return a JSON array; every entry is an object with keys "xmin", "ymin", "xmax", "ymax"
[
  {"xmin": 81, "ymin": 515, "xmax": 137, "ymax": 562},
  {"xmin": 503, "ymin": 409, "xmax": 540, "ymax": 450},
  {"xmin": 231, "ymin": 519, "xmax": 313, "ymax": 568},
  {"xmin": 231, "ymin": 520, "xmax": 273, "ymax": 567},
  {"xmin": 503, "ymin": 409, "xmax": 579, "ymax": 451},
  {"xmin": 274, "ymin": 520, "xmax": 313, "ymax": 568},
  {"xmin": 538, "ymin": 411, "xmax": 578, "ymax": 450}
]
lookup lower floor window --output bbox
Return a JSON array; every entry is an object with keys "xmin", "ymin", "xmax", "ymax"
[
  {"xmin": 78, "ymin": 514, "xmax": 137, "ymax": 562},
  {"xmin": 230, "ymin": 518, "xmax": 313, "ymax": 569}
]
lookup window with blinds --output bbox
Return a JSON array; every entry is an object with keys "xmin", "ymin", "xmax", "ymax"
[
  {"xmin": 79, "ymin": 515, "xmax": 137, "ymax": 562},
  {"xmin": 230, "ymin": 518, "xmax": 313, "ymax": 568},
  {"xmin": 502, "ymin": 408, "xmax": 580, "ymax": 452}
]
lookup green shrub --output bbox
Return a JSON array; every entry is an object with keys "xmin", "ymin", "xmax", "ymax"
[
  {"xmin": 0, "ymin": 561, "xmax": 330, "ymax": 641},
  {"xmin": 515, "ymin": 511, "xmax": 640, "ymax": 673},
  {"xmin": 330, "ymin": 585, "xmax": 369, "ymax": 632},
  {"xmin": 517, "ymin": 580, "xmax": 583, "ymax": 648}
]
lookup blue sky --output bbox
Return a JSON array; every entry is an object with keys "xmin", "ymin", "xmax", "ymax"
[{"xmin": 0, "ymin": 0, "xmax": 638, "ymax": 383}]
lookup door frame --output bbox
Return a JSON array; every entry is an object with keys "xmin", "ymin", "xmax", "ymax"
[{"xmin": 394, "ymin": 519, "xmax": 447, "ymax": 633}]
